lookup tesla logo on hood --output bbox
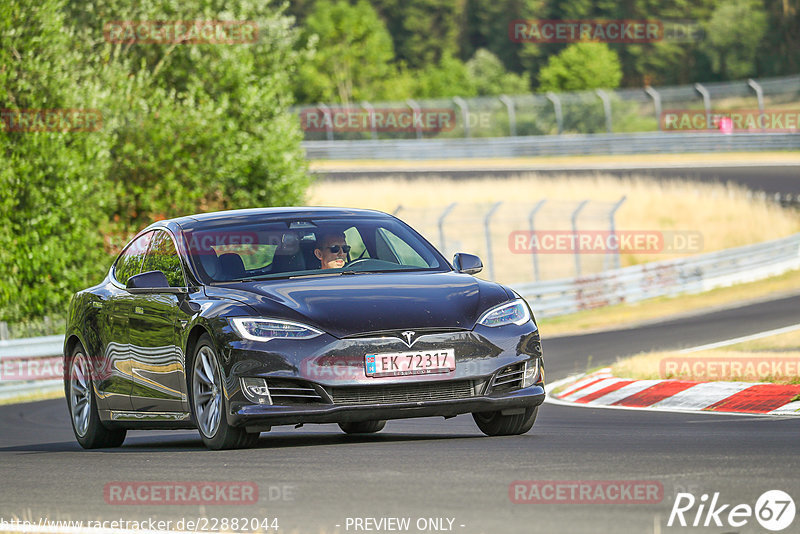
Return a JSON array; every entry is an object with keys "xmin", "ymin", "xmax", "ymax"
[{"xmin": 400, "ymin": 330, "xmax": 417, "ymax": 347}]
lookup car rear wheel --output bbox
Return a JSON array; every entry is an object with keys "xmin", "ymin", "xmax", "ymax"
[
  {"xmin": 472, "ymin": 406, "xmax": 538, "ymax": 436},
  {"xmin": 68, "ymin": 346, "xmax": 126, "ymax": 449},
  {"xmin": 190, "ymin": 334, "xmax": 260, "ymax": 450},
  {"xmin": 338, "ymin": 420, "xmax": 386, "ymax": 434}
]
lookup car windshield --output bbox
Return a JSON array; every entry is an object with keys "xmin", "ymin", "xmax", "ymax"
[{"xmin": 182, "ymin": 216, "xmax": 448, "ymax": 284}]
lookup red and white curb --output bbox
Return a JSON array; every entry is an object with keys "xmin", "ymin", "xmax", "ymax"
[
  {"xmin": 546, "ymin": 368, "xmax": 800, "ymax": 416},
  {"xmin": 545, "ymin": 324, "xmax": 800, "ymax": 416}
]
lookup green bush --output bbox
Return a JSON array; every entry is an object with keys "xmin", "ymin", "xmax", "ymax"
[{"xmin": 0, "ymin": 0, "xmax": 310, "ymax": 323}]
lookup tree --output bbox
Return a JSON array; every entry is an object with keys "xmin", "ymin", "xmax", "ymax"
[
  {"xmin": 69, "ymin": 0, "xmax": 311, "ymax": 229},
  {"xmin": 412, "ymin": 53, "xmax": 477, "ymax": 98},
  {"xmin": 706, "ymin": 0, "xmax": 768, "ymax": 79},
  {"xmin": 0, "ymin": 0, "xmax": 117, "ymax": 321},
  {"xmin": 372, "ymin": 0, "xmax": 462, "ymax": 68},
  {"xmin": 537, "ymin": 42, "xmax": 622, "ymax": 92},
  {"xmin": 296, "ymin": 0, "xmax": 397, "ymax": 103},
  {"xmin": 461, "ymin": 0, "xmax": 544, "ymax": 73},
  {"xmin": 466, "ymin": 49, "xmax": 531, "ymax": 95},
  {"xmin": 1, "ymin": 0, "xmax": 311, "ymax": 322}
]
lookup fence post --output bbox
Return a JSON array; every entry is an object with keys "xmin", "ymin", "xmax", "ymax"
[
  {"xmin": 453, "ymin": 97, "xmax": 470, "ymax": 138},
  {"xmin": 571, "ymin": 200, "xmax": 589, "ymax": 277},
  {"xmin": 605, "ymin": 196, "xmax": 627, "ymax": 271},
  {"xmin": 406, "ymin": 99, "xmax": 423, "ymax": 139},
  {"xmin": 499, "ymin": 95, "xmax": 516, "ymax": 136},
  {"xmin": 0, "ymin": 321, "xmax": 8, "ymax": 341},
  {"xmin": 317, "ymin": 103, "xmax": 334, "ymax": 141},
  {"xmin": 437, "ymin": 203, "xmax": 458, "ymax": 254},
  {"xmin": 527, "ymin": 199, "xmax": 547, "ymax": 281},
  {"xmin": 644, "ymin": 86, "xmax": 662, "ymax": 131},
  {"xmin": 361, "ymin": 101, "xmax": 378, "ymax": 140},
  {"xmin": 595, "ymin": 89, "xmax": 613, "ymax": 133},
  {"xmin": 546, "ymin": 92, "xmax": 563, "ymax": 134},
  {"xmin": 484, "ymin": 202, "xmax": 503, "ymax": 281},
  {"xmin": 694, "ymin": 83, "xmax": 712, "ymax": 130},
  {"xmin": 747, "ymin": 79, "xmax": 765, "ymax": 132}
]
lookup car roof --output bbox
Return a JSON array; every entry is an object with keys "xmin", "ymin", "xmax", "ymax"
[{"xmin": 153, "ymin": 207, "xmax": 393, "ymax": 231}]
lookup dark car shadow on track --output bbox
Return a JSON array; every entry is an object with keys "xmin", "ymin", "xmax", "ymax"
[
  {"xmin": 0, "ymin": 430, "xmax": 510, "ymax": 453},
  {"xmin": 119, "ymin": 430, "xmax": 491, "ymax": 451},
  {"xmin": 0, "ymin": 441, "xmax": 87, "ymax": 453}
]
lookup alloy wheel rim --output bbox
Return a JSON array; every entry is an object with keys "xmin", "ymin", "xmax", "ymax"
[
  {"xmin": 193, "ymin": 346, "xmax": 222, "ymax": 438},
  {"xmin": 69, "ymin": 353, "xmax": 91, "ymax": 437}
]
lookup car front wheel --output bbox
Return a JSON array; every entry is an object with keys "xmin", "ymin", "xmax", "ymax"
[
  {"xmin": 190, "ymin": 334, "xmax": 260, "ymax": 450},
  {"xmin": 472, "ymin": 406, "xmax": 538, "ymax": 436},
  {"xmin": 67, "ymin": 346, "xmax": 126, "ymax": 449}
]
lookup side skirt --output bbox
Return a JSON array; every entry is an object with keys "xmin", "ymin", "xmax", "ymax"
[{"xmin": 99, "ymin": 409, "xmax": 195, "ymax": 430}]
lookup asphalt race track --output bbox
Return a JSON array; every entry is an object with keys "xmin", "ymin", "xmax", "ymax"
[{"xmin": 1, "ymin": 293, "xmax": 799, "ymax": 534}]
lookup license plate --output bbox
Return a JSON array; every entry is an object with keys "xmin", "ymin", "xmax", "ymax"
[{"xmin": 365, "ymin": 349, "xmax": 456, "ymax": 377}]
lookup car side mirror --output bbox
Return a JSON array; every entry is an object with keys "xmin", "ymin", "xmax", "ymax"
[
  {"xmin": 453, "ymin": 253, "xmax": 483, "ymax": 275},
  {"xmin": 127, "ymin": 270, "xmax": 186, "ymax": 294}
]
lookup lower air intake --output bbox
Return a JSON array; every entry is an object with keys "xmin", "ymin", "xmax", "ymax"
[
  {"xmin": 327, "ymin": 381, "xmax": 476, "ymax": 405},
  {"xmin": 491, "ymin": 363, "xmax": 525, "ymax": 393},
  {"xmin": 266, "ymin": 379, "xmax": 324, "ymax": 404}
]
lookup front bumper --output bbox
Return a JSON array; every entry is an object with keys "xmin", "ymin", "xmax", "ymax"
[
  {"xmin": 218, "ymin": 321, "xmax": 544, "ymax": 430},
  {"xmin": 230, "ymin": 384, "xmax": 545, "ymax": 430}
]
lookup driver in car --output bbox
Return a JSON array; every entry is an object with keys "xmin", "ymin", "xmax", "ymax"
[{"xmin": 314, "ymin": 232, "xmax": 351, "ymax": 269}]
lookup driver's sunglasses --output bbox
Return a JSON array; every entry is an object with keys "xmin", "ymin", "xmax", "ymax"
[{"xmin": 327, "ymin": 245, "xmax": 351, "ymax": 254}]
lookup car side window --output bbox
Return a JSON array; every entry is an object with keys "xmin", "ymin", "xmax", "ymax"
[
  {"xmin": 376, "ymin": 228, "xmax": 428, "ymax": 267},
  {"xmin": 343, "ymin": 227, "xmax": 370, "ymax": 260},
  {"xmin": 142, "ymin": 230, "xmax": 186, "ymax": 287},
  {"xmin": 114, "ymin": 231, "xmax": 153, "ymax": 285}
]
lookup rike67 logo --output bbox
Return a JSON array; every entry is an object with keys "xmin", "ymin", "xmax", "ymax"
[{"xmin": 668, "ymin": 490, "xmax": 795, "ymax": 531}]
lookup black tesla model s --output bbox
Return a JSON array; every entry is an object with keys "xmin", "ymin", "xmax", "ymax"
[{"xmin": 64, "ymin": 208, "xmax": 545, "ymax": 449}]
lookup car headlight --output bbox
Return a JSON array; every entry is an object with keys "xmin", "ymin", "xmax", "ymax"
[
  {"xmin": 477, "ymin": 299, "xmax": 532, "ymax": 327},
  {"xmin": 230, "ymin": 318, "xmax": 324, "ymax": 342}
]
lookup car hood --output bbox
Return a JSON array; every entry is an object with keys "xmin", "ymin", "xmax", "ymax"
[{"xmin": 209, "ymin": 271, "xmax": 511, "ymax": 338}]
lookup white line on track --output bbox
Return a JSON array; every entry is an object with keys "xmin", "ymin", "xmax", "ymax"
[{"xmin": 676, "ymin": 323, "xmax": 800, "ymax": 353}]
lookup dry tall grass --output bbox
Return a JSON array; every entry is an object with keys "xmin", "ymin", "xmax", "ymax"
[
  {"xmin": 611, "ymin": 329, "xmax": 800, "ymax": 384},
  {"xmin": 308, "ymin": 173, "xmax": 800, "ymax": 283}
]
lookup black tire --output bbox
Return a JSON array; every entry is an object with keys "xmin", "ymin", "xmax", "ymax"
[
  {"xmin": 189, "ymin": 334, "xmax": 259, "ymax": 450},
  {"xmin": 338, "ymin": 420, "xmax": 387, "ymax": 434},
  {"xmin": 67, "ymin": 344, "xmax": 126, "ymax": 449},
  {"xmin": 472, "ymin": 406, "xmax": 538, "ymax": 436}
]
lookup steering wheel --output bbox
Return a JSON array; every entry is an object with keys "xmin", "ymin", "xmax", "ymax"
[{"xmin": 346, "ymin": 258, "xmax": 371, "ymax": 268}]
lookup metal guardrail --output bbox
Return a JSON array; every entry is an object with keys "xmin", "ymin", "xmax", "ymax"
[
  {"xmin": 512, "ymin": 233, "xmax": 800, "ymax": 318},
  {"xmin": 296, "ymin": 75, "xmax": 800, "ymax": 141},
  {"xmin": 0, "ymin": 336, "xmax": 64, "ymax": 400},
  {"xmin": 303, "ymin": 132, "xmax": 800, "ymax": 160},
  {"xmin": 1, "ymin": 233, "xmax": 799, "ymax": 399}
]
